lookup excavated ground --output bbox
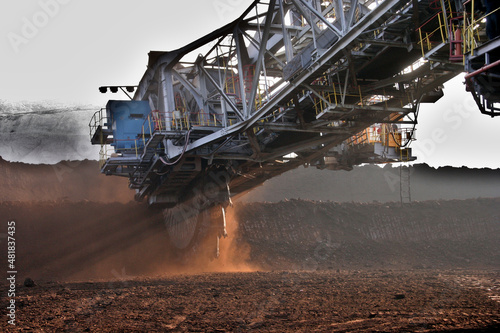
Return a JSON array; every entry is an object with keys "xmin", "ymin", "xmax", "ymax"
[
  {"xmin": 1, "ymin": 198, "xmax": 499, "ymax": 332},
  {"xmin": 2, "ymin": 270, "xmax": 500, "ymax": 332}
]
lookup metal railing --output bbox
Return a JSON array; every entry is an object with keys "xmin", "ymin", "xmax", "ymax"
[
  {"xmin": 140, "ymin": 110, "xmax": 225, "ymax": 135},
  {"xmin": 416, "ymin": 0, "xmax": 500, "ymax": 62},
  {"xmin": 88, "ymin": 108, "xmax": 107, "ymax": 142},
  {"xmin": 416, "ymin": 9, "xmax": 449, "ymax": 57},
  {"xmin": 345, "ymin": 125, "xmax": 413, "ymax": 149},
  {"xmin": 462, "ymin": 0, "xmax": 500, "ymax": 56},
  {"xmin": 94, "ymin": 109, "xmax": 229, "ymax": 166}
]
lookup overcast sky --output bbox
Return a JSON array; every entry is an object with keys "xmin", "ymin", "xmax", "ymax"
[{"xmin": 1, "ymin": 0, "xmax": 499, "ymax": 168}]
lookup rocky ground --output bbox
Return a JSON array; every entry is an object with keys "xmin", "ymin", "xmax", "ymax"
[{"xmin": 1, "ymin": 270, "xmax": 499, "ymax": 332}]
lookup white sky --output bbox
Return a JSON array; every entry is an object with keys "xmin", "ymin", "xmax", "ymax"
[
  {"xmin": 0, "ymin": 0, "xmax": 251, "ymax": 104},
  {"xmin": 1, "ymin": 0, "xmax": 499, "ymax": 168}
]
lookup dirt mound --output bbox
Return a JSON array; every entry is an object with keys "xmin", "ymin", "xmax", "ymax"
[
  {"xmin": 236, "ymin": 199, "xmax": 500, "ymax": 271},
  {"xmin": 1, "ymin": 198, "xmax": 499, "ymax": 281},
  {"xmin": 2, "ymin": 158, "xmax": 500, "ymax": 204},
  {"xmin": 242, "ymin": 164, "xmax": 500, "ymax": 203},
  {"xmin": 0, "ymin": 158, "xmax": 131, "ymax": 203}
]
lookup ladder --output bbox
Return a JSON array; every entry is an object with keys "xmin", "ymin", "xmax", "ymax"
[{"xmin": 399, "ymin": 148, "xmax": 412, "ymax": 205}]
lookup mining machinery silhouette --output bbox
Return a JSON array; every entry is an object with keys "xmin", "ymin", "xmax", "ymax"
[{"xmin": 90, "ymin": 0, "xmax": 500, "ymax": 256}]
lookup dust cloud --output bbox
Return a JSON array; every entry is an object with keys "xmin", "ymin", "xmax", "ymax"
[
  {"xmin": 0, "ymin": 201, "xmax": 259, "ymax": 283},
  {"xmin": 0, "ymin": 158, "xmax": 258, "ymax": 282},
  {"xmin": 169, "ymin": 206, "xmax": 260, "ymax": 275}
]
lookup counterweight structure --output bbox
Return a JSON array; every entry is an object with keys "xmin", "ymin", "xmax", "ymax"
[{"xmin": 89, "ymin": 0, "xmax": 498, "ymax": 253}]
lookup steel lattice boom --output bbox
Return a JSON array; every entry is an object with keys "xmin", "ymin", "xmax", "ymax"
[{"xmin": 90, "ymin": 0, "xmax": 495, "ymax": 212}]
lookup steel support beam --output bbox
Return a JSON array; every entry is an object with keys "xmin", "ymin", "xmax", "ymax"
[
  {"xmin": 199, "ymin": 65, "xmax": 245, "ymax": 121},
  {"xmin": 166, "ymin": 0, "xmax": 404, "ymax": 157},
  {"xmin": 247, "ymin": 0, "xmax": 276, "ymax": 115},
  {"xmin": 297, "ymin": 0, "xmax": 343, "ymax": 37},
  {"xmin": 234, "ymin": 27, "xmax": 249, "ymax": 118},
  {"xmin": 172, "ymin": 69, "xmax": 204, "ymax": 110},
  {"xmin": 159, "ymin": 66, "xmax": 175, "ymax": 130},
  {"xmin": 279, "ymin": 0, "xmax": 295, "ymax": 62}
]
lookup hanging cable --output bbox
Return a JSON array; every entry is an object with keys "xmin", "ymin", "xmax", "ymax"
[
  {"xmin": 388, "ymin": 93, "xmax": 422, "ymax": 148},
  {"xmin": 159, "ymin": 128, "xmax": 192, "ymax": 166}
]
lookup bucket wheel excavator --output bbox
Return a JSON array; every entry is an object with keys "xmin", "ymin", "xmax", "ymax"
[{"xmin": 89, "ymin": 0, "xmax": 499, "ymax": 256}]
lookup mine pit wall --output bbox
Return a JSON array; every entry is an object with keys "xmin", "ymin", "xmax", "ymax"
[
  {"xmin": 235, "ymin": 199, "xmax": 500, "ymax": 271},
  {"xmin": 1, "ymin": 198, "xmax": 499, "ymax": 282},
  {"xmin": 241, "ymin": 164, "xmax": 500, "ymax": 203},
  {"xmin": 0, "ymin": 158, "xmax": 132, "ymax": 203}
]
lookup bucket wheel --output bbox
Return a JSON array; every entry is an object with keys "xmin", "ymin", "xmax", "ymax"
[
  {"xmin": 163, "ymin": 204, "xmax": 228, "ymax": 258},
  {"xmin": 163, "ymin": 207, "xmax": 208, "ymax": 251}
]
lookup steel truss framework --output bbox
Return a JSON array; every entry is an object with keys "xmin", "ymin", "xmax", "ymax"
[{"xmin": 92, "ymin": 0, "xmax": 464, "ymax": 206}]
